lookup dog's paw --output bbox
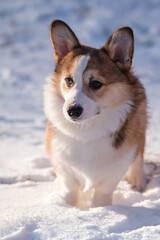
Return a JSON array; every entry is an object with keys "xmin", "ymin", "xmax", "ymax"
[
  {"xmin": 125, "ymin": 170, "xmax": 147, "ymax": 192},
  {"xmin": 60, "ymin": 189, "xmax": 78, "ymax": 206}
]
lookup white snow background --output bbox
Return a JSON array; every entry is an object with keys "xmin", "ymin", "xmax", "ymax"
[{"xmin": 0, "ymin": 0, "xmax": 160, "ymax": 239}]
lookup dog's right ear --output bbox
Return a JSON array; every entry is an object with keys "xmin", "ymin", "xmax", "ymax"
[
  {"xmin": 104, "ymin": 27, "xmax": 134, "ymax": 71},
  {"xmin": 50, "ymin": 20, "xmax": 80, "ymax": 62}
]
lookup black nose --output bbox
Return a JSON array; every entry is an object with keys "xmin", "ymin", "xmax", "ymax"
[{"xmin": 67, "ymin": 105, "xmax": 83, "ymax": 118}]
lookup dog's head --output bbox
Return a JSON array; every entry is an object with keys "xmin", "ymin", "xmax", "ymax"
[
  {"xmin": 45, "ymin": 20, "xmax": 135, "ymax": 139},
  {"xmin": 49, "ymin": 20, "xmax": 133, "ymax": 122}
]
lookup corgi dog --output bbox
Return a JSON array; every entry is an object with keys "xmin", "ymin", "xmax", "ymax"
[{"xmin": 44, "ymin": 20, "xmax": 147, "ymax": 207}]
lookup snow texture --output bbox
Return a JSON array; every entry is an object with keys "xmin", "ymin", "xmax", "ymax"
[{"xmin": 0, "ymin": 0, "xmax": 160, "ymax": 239}]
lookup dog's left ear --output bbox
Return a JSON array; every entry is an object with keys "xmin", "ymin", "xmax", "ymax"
[
  {"xmin": 50, "ymin": 20, "xmax": 80, "ymax": 62},
  {"xmin": 104, "ymin": 27, "xmax": 134, "ymax": 71}
]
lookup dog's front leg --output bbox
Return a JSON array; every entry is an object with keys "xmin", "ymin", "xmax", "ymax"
[
  {"xmin": 58, "ymin": 170, "xmax": 79, "ymax": 206},
  {"xmin": 91, "ymin": 181, "xmax": 113, "ymax": 207},
  {"xmin": 125, "ymin": 154, "xmax": 146, "ymax": 192},
  {"xmin": 124, "ymin": 136, "xmax": 146, "ymax": 192}
]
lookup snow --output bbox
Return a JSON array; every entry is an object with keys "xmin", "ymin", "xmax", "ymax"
[{"xmin": 0, "ymin": 0, "xmax": 160, "ymax": 239}]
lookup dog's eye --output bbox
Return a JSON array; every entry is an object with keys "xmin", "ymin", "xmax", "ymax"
[
  {"xmin": 65, "ymin": 77, "xmax": 74, "ymax": 88},
  {"xmin": 89, "ymin": 80, "xmax": 102, "ymax": 90}
]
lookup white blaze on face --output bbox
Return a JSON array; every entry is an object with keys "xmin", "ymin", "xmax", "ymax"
[
  {"xmin": 73, "ymin": 54, "xmax": 90, "ymax": 90},
  {"xmin": 62, "ymin": 54, "xmax": 99, "ymax": 122}
]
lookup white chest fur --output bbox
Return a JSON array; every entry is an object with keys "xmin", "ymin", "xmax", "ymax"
[{"xmin": 51, "ymin": 130, "xmax": 137, "ymax": 192}]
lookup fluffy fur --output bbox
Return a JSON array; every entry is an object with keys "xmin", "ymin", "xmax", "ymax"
[{"xmin": 44, "ymin": 20, "xmax": 147, "ymax": 207}]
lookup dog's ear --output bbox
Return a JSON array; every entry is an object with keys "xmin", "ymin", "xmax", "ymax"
[
  {"xmin": 50, "ymin": 20, "xmax": 80, "ymax": 62},
  {"xmin": 104, "ymin": 27, "xmax": 134, "ymax": 71}
]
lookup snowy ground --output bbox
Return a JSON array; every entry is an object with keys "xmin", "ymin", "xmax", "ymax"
[{"xmin": 0, "ymin": 0, "xmax": 160, "ymax": 239}]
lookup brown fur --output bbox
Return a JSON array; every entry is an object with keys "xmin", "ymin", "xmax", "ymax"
[{"xmin": 45, "ymin": 121, "xmax": 54, "ymax": 161}]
